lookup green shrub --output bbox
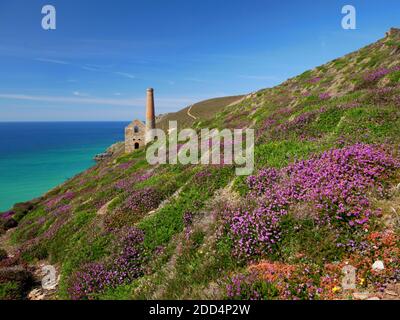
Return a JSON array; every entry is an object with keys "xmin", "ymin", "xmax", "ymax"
[
  {"xmin": 12, "ymin": 201, "xmax": 37, "ymax": 222},
  {"xmin": 0, "ymin": 267, "xmax": 33, "ymax": 300},
  {"xmin": 0, "ymin": 282, "xmax": 20, "ymax": 300},
  {"xmin": 278, "ymin": 215, "xmax": 347, "ymax": 265},
  {"xmin": 388, "ymin": 70, "xmax": 400, "ymax": 84},
  {"xmin": 0, "ymin": 248, "xmax": 7, "ymax": 261}
]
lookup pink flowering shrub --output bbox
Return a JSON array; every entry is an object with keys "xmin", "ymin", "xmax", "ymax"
[
  {"xmin": 363, "ymin": 66, "xmax": 400, "ymax": 82},
  {"xmin": 272, "ymin": 109, "xmax": 325, "ymax": 140},
  {"xmin": 68, "ymin": 227, "xmax": 145, "ymax": 300},
  {"xmin": 224, "ymin": 144, "xmax": 399, "ymax": 260},
  {"xmin": 105, "ymin": 187, "xmax": 163, "ymax": 229},
  {"xmin": 114, "ymin": 171, "xmax": 153, "ymax": 191},
  {"xmin": 228, "ymin": 203, "xmax": 283, "ymax": 258},
  {"xmin": 0, "ymin": 211, "xmax": 15, "ymax": 220},
  {"xmin": 117, "ymin": 161, "xmax": 134, "ymax": 170},
  {"xmin": 183, "ymin": 211, "xmax": 194, "ymax": 239},
  {"xmin": 53, "ymin": 205, "xmax": 71, "ymax": 216},
  {"xmin": 68, "ymin": 262, "xmax": 111, "ymax": 299},
  {"xmin": 319, "ymin": 92, "xmax": 331, "ymax": 100},
  {"xmin": 123, "ymin": 187, "xmax": 162, "ymax": 213},
  {"xmin": 308, "ymin": 77, "xmax": 322, "ymax": 84},
  {"xmin": 256, "ymin": 107, "xmax": 293, "ymax": 141},
  {"xmin": 364, "ymin": 68, "xmax": 391, "ymax": 82},
  {"xmin": 366, "ymin": 86, "xmax": 400, "ymax": 105},
  {"xmin": 44, "ymin": 192, "xmax": 75, "ymax": 211}
]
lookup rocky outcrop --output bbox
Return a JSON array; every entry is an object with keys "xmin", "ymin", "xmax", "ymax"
[
  {"xmin": 94, "ymin": 152, "xmax": 112, "ymax": 162},
  {"xmin": 386, "ymin": 27, "xmax": 400, "ymax": 37},
  {"xmin": 27, "ymin": 263, "xmax": 59, "ymax": 300}
]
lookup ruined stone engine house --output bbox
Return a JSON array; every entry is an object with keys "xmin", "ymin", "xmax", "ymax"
[{"xmin": 125, "ymin": 88, "xmax": 156, "ymax": 153}]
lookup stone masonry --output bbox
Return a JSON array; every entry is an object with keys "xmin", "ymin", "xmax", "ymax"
[{"xmin": 125, "ymin": 88, "xmax": 156, "ymax": 153}]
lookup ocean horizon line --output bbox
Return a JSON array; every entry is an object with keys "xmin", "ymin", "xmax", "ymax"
[{"xmin": 0, "ymin": 121, "xmax": 128, "ymax": 211}]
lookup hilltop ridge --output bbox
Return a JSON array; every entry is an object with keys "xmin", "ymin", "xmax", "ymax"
[{"xmin": 156, "ymin": 95, "xmax": 245, "ymax": 131}]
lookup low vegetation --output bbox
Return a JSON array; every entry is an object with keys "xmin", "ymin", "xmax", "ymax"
[{"xmin": 1, "ymin": 29, "xmax": 400, "ymax": 300}]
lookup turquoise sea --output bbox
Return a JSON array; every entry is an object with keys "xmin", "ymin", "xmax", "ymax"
[{"xmin": 0, "ymin": 122, "xmax": 128, "ymax": 212}]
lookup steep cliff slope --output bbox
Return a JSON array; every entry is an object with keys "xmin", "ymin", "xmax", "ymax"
[{"xmin": 1, "ymin": 29, "xmax": 400, "ymax": 300}]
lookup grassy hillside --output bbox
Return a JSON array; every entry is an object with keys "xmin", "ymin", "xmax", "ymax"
[
  {"xmin": 1, "ymin": 29, "xmax": 400, "ymax": 300},
  {"xmin": 156, "ymin": 95, "xmax": 245, "ymax": 131}
]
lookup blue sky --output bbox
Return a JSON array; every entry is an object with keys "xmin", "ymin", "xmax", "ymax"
[{"xmin": 0, "ymin": 0, "xmax": 399, "ymax": 121}]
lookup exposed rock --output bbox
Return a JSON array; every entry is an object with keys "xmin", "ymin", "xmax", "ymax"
[
  {"xmin": 367, "ymin": 297, "xmax": 380, "ymax": 300},
  {"xmin": 97, "ymin": 200, "xmax": 113, "ymax": 216},
  {"xmin": 94, "ymin": 152, "xmax": 112, "ymax": 162},
  {"xmin": 372, "ymin": 260, "xmax": 385, "ymax": 271},
  {"xmin": 28, "ymin": 288, "xmax": 46, "ymax": 300},
  {"xmin": 106, "ymin": 142, "xmax": 124, "ymax": 154},
  {"xmin": 0, "ymin": 266, "xmax": 32, "ymax": 283},
  {"xmin": 94, "ymin": 142, "xmax": 124, "ymax": 162},
  {"xmin": 384, "ymin": 290, "xmax": 398, "ymax": 297},
  {"xmin": 353, "ymin": 292, "xmax": 369, "ymax": 300},
  {"xmin": 386, "ymin": 28, "xmax": 400, "ymax": 37}
]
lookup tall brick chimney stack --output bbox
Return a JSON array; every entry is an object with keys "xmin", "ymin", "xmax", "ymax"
[{"xmin": 146, "ymin": 88, "xmax": 156, "ymax": 131}]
